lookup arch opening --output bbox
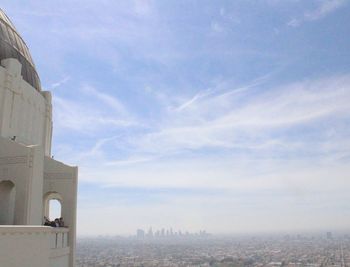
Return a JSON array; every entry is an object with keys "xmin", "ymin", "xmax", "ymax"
[
  {"xmin": 48, "ymin": 199, "xmax": 61, "ymax": 221},
  {"xmin": 0, "ymin": 180, "xmax": 16, "ymax": 224},
  {"xmin": 43, "ymin": 192, "xmax": 63, "ymax": 223}
]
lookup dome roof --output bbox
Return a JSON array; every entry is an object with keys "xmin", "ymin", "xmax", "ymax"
[{"xmin": 0, "ymin": 9, "xmax": 41, "ymax": 91}]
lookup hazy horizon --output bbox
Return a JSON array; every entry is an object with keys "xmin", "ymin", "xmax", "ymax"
[
  {"xmin": 3, "ymin": 0, "xmax": 350, "ymax": 236},
  {"xmin": 77, "ymin": 229, "xmax": 350, "ymax": 238}
]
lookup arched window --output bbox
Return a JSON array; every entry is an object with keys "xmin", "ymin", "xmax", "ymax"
[
  {"xmin": 0, "ymin": 180, "xmax": 16, "ymax": 224},
  {"xmin": 48, "ymin": 199, "xmax": 61, "ymax": 221},
  {"xmin": 43, "ymin": 192, "xmax": 63, "ymax": 223}
]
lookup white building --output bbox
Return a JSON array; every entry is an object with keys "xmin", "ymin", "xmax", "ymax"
[{"xmin": 0, "ymin": 8, "xmax": 78, "ymax": 267}]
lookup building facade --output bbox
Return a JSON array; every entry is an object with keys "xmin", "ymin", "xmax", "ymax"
[{"xmin": 0, "ymin": 8, "xmax": 78, "ymax": 267}]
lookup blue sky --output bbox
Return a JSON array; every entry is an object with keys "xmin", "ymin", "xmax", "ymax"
[{"xmin": 3, "ymin": 0, "xmax": 350, "ymax": 235}]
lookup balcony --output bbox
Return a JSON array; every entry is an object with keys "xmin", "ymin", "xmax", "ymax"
[
  {"xmin": 0, "ymin": 225, "xmax": 70, "ymax": 267},
  {"xmin": 50, "ymin": 227, "xmax": 70, "ymax": 262}
]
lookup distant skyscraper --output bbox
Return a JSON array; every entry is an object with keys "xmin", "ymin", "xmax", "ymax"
[
  {"xmin": 155, "ymin": 230, "xmax": 160, "ymax": 237},
  {"xmin": 137, "ymin": 229, "xmax": 145, "ymax": 239},
  {"xmin": 147, "ymin": 227, "xmax": 153, "ymax": 238},
  {"xmin": 326, "ymin": 232, "xmax": 332, "ymax": 240}
]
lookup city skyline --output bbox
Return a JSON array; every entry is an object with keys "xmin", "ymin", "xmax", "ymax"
[
  {"xmin": 135, "ymin": 227, "xmax": 210, "ymax": 239},
  {"xmin": 2, "ymin": 0, "xmax": 350, "ymax": 236}
]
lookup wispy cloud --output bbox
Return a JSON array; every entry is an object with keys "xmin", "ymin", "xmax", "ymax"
[
  {"xmin": 61, "ymin": 74, "xmax": 350, "ymax": 199},
  {"xmin": 80, "ymin": 85, "xmax": 128, "ymax": 115},
  {"xmin": 305, "ymin": 0, "xmax": 346, "ymax": 21},
  {"xmin": 50, "ymin": 75, "xmax": 70, "ymax": 89},
  {"xmin": 105, "ymin": 156, "xmax": 154, "ymax": 166},
  {"xmin": 121, "ymin": 75, "xmax": 350, "ymax": 157},
  {"xmin": 287, "ymin": 0, "xmax": 347, "ymax": 27},
  {"xmin": 53, "ymin": 85, "xmax": 140, "ymax": 134},
  {"xmin": 211, "ymin": 21, "xmax": 225, "ymax": 33},
  {"xmin": 174, "ymin": 89, "xmax": 213, "ymax": 111}
]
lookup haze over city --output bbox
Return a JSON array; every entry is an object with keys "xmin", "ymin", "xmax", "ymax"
[{"xmin": 2, "ymin": 0, "xmax": 350, "ymax": 237}]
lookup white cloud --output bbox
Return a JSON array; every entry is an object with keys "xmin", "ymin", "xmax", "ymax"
[
  {"xmin": 132, "ymin": 0, "xmax": 154, "ymax": 16},
  {"xmin": 287, "ymin": 18, "xmax": 301, "ymax": 27},
  {"xmin": 50, "ymin": 75, "xmax": 70, "ymax": 89},
  {"xmin": 53, "ymin": 85, "xmax": 139, "ymax": 134},
  {"xmin": 287, "ymin": 0, "xmax": 346, "ymax": 27},
  {"xmin": 211, "ymin": 21, "xmax": 224, "ymax": 33},
  {"xmin": 121, "ymin": 75, "xmax": 350, "ymax": 157},
  {"xmin": 54, "ymin": 97, "xmax": 135, "ymax": 132},
  {"xmin": 174, "ymin": 89, "xmax": 213, "ymax": 111},
  {"xmin": 305, "ymin": 0, "xmax": 346, "ymax": 21},
  {"xmin": 58, "ymin": 74, "xmax": 350, "ymax": 207},
  {"xmin": 80, "ymin": 85, "xmax": 128, "ymax": 115}
]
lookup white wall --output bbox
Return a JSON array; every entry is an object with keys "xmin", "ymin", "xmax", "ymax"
[
  {"xmin": 0, "ymin": 136, "xmax": 44, "ymax": 225},
  {"xmin": 0, "ymin": 226, "xmax": 51, "ymax": 267},
  {"xmin": 0, "ymin": 226, "xmax": 71, "ymax": 267},
  {"xmin": 0, "ymin": 58, "xmax": 52, "ymax": 156},
  {"xmin": 50, "ymin": 255, "xmax": 69, "ymax": 267},
  {"xmin": 43, "ymin": 157, "xmax": 78, "ymax": 267}
]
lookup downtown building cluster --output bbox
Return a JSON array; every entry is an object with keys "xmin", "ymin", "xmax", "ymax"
[{"xmin": 136, "ymin": 227, "xmax": 210, "ymax": 239}]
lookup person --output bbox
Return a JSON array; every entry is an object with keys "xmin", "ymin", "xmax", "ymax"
[
  {"xmin": 59, "ymin": 217, "xmax": 65, "ymax": 227},
  {"xmin": 43, "ymin": 216, "xmax": 51, "ymax": 226}
]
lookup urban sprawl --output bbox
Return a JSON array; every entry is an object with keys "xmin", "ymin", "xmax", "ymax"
[{"xmin": 76, "ymin": 232, "xmax": 350, "ymax": 266}]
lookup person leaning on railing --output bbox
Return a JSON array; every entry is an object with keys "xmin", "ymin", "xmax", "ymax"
[
  {"xmin": 59, "ymin": 217, "xmax": 65, "ymax": 227},
  {"xmin": 44, "ymin": 216, "xmax": 51, "ymax": 226},
  {"xmin": 43, "ymin": 216, "xmax": 65, "ymax": 227}
]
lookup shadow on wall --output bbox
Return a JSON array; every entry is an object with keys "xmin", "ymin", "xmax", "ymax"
[{"xmin": 0, "ymin": 180, "xmax": 16, "ymax": 224}]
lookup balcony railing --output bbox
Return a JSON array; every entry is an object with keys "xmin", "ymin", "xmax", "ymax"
[
  {"xmin": 50, "ymin": 227, "xmax": 69, "ymax": 249},
  {"xmin": 0, "ymin": 225, "xmax": 70, "ymax": 267}
]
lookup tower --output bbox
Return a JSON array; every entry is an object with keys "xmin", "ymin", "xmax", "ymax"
[{"xmin": 0, "ymin": 8, "xmax": 78, "ymax": 267}]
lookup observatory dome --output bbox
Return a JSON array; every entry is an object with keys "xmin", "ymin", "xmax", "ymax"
[{"xmin": 0, "ymin": 9, "xmax": 41, "ymax": 91}]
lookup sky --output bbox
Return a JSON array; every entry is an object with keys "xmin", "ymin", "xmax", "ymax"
[{"xmin": 2, "ymin": 0, "xmax": 350, "ymax": 236}]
